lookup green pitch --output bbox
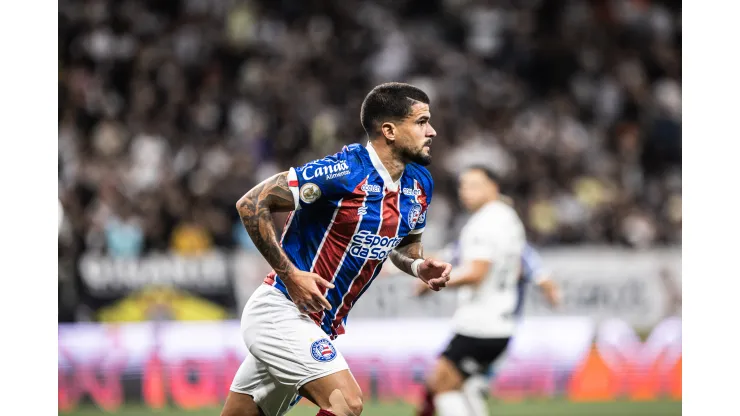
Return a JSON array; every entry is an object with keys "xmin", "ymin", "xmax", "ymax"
[{"xmin": 62, "ymin": 399, "xmax": 681, "ymax": 415}]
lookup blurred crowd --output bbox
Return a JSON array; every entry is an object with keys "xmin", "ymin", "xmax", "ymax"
[{"xmin": 58, "ymin": 0, "xmax": 681, "ymax": 264}]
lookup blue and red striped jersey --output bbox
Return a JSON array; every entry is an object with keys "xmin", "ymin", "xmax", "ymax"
[{"xmin": 263, "ymin": 142, "xmax": 434, "ymax": 338}]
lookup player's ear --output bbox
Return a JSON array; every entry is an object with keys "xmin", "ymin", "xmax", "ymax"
[{"xmin": 381, "ymin": 122, "xmax": 396, "ymax": 142}]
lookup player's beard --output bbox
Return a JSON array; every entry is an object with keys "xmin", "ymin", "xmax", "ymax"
[{"xmin": 401, "ymin": 142, "xmax": 432, "ymax": 166}]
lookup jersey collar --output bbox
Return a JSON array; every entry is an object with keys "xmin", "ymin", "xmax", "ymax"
[{"xmin": 365, "ymin": 141, "xmax": 402, "ymax": 192}]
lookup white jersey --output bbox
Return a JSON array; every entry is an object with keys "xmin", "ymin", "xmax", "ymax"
[{"xmin": 453, "ymin": 200, "xmax": 526, "ymax": 338}]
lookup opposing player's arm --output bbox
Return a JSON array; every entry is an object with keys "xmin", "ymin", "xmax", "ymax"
[
  {"xmin": 536, "ymin": 278, "xmax": 561, "ymax": 308},
  {"xmin": 521, "ymin": 243, "xmax": 560, "ymax": 308},
  {"xmin": 392, "ymin": 233, "xmax": 451, "ymax": 291},
  {"xmin": 236, "ymin": 172, "xmax": 298, "ymax": 279},
  {"xmin": 445, "ymin": 260, "xmax": 491, "ymax": 288}
]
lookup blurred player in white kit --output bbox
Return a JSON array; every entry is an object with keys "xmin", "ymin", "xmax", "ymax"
[{"xmin": 415, "ymin": 166, "xmax": 560, "ymax": 416}]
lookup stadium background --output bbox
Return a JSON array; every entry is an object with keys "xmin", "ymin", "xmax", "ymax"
[{"xmin": 57, "ymin": 0, "xmax": 681, "ymax": 414}]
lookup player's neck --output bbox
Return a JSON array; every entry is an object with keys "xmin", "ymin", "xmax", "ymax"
[
  {"xmin": 379, "ymin": 152, "xmax": 405, "ymax": 183},
  {"xmin": 474, "ymin": 196, "xmax": 499, "ymax": 212},
  {"xmin": 367, "ymin": 140, "xmax": 405, "ymax": 182}
]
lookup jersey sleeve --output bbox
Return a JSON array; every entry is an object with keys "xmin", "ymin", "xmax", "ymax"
[
  {"xmin": 461, "ymin": 221, "xmax": 500, "ymax": 262},
  {"xmin": 408, "ymin": 165, "xmax": 434, "ymax": 235},
  {"xmin": 287, "ymin": 147, "xmax": 359, "ymax": 210},
  {"xmin": 521, "ymin": 242, "xmax": 550, "ymax": 283}
]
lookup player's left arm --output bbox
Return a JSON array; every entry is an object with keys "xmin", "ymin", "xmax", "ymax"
[
  {"xmin": 522, "ymin": 243, "xmax": 561, "ymax": 308},
  {"xmin": 536, "ymin": 278, "xmax": 561, "ymax": 308},
  {"xmin": 391, "ymin": 233, "xmax": 451, "ymax": 291}
]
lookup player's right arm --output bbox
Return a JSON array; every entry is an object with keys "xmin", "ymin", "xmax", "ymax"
[
  {"xmin": 236, "ymin": 172, "xmax": 334, "ymax": 313},
  {"xmin": 441, "ymin": 215, "xmax": 499, "ymax": 290}
]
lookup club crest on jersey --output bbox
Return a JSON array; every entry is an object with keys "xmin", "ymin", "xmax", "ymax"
[
  {"xmin": 310, "ymin": 338, "xmax": 337, "ymax": 362},
  {"xmin": 300, "ymin": 183, "xmax": 321, "ymax": 204},
  {"xmin": 408, "ymin": 203, "xmax": 423, "ymax": 229}
]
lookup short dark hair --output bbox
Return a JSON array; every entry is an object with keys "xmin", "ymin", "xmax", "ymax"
[
  {"xmin": 464, "ymin": 164, "xmax": 501, "ymax": 186},
  {"xmin": 360, "ymin": 82, "xmax": 430, "ymax": 136}
]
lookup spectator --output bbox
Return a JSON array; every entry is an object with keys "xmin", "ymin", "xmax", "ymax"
[{"xmin": 58, "ymin": 0, "xmax": 681, "ymax": 257}]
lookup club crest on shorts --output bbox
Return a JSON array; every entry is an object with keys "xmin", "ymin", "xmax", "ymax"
[
  {"xmin": 310, "ymin": 338, "xmax": 337, "ymax": 362},
  {"xmin": 408, "ymin": 203, "xmax": 422, "ymax": 229},
  {"xmin": 300, "ymin": 183, "xmax": 321, "ymax": 204}
]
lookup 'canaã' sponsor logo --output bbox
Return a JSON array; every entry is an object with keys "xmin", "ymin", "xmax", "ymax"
[{"xmin": 302, "ymin": 161, "xmax": 351, "ymax": 180}]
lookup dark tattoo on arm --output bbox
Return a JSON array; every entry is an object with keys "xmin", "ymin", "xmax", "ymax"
[
  {"xmin": 236, "ymin": 172, "xmax": 297, "ymax": 280},
  {"xmin": 390, "ymin": 233, "xmax": 424, "ymax": 276}
]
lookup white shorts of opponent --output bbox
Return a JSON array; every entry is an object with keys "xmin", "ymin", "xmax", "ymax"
[{"xmin": 230, "ymin": 284, "xmax": 349, "ymax": 416}]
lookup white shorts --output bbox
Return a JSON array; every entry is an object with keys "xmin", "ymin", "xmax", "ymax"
[{"xmin": 230, "ymin": 284, "xmax": 349, "ymax": 416}]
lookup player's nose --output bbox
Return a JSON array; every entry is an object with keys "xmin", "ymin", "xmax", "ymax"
[{"xmin": 427, "ymin": 123, "xmax": 437, "ymax": 137}]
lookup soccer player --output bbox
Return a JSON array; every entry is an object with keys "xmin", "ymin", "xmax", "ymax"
[
  {"xmin": 454, "ymin": 241, "xmax": 561, "ymax": 416},
  {"xmin": 221, "ymin": 83, "xmax": 453, "ymax": 416},
  {"xmin": 414, "ymin": 166, "xmax": 559, "ymax": 416}
]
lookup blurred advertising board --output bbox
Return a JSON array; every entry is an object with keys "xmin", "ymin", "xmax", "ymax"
[
  {"xmin": 74, "ymin": 247, "xmax": 679, "ymax": 328},
  {"xmin": 77, "ymin": 252, "xmax": 238, "ymax": 322},
  {"xmin": 235, "ymin": 246, "xmax": 681, "ymax": 330},
  {"xmin": 58, "ymin": 316, "xmax": 681, "ymax": 411},
  {"xmin": 524, "ymin": 247, "xmax": 681, "ymax": 331}
]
